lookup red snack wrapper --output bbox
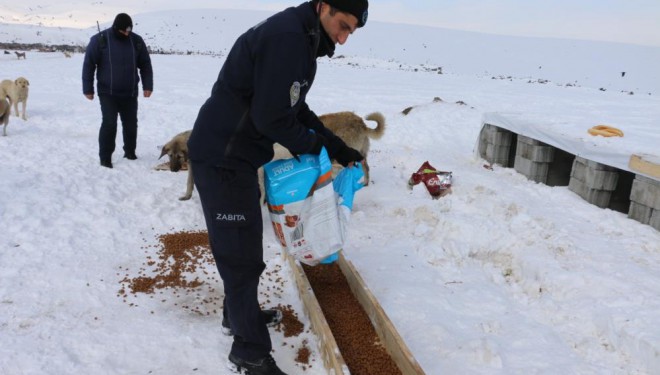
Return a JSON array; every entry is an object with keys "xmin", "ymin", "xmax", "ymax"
[{"xmin": 408, "ymin": 161, "xmax": 452, "ymax": 199}]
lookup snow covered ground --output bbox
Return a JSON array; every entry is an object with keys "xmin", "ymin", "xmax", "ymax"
[{"xmin": 1, "ymin": 5, "xmax": 660, "ymax": 375}]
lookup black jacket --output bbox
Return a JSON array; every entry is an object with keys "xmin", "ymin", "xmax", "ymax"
[
  {"xmin": 82, "ymin": 29, "xmax": 153, "ymax": 97},
  {"xmin": 188, "ymin": 1, "xmax": 345, "ymax": 171}
]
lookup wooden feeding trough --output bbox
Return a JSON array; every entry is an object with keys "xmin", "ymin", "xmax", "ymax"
[{"xmin": 284, "ymin": 251, "xmax": 425, "ymax": 375}]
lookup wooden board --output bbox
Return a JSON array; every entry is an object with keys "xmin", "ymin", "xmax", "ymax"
[
  {"xmin": 283, "ymin": 252, "xmax": 350, "ymax": 374},
  {"xmin": 285, "ymin": 250, "xmax": 426, "ymax": 374},
  {"xmin": 629, "ymin": 154, "xmax": 660, "ymax": 179},
  {"xmin": 337, "ymin": 253, "xmax": 426, "ymax": 375}
]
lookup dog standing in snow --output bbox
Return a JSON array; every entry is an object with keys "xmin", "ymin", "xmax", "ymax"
[
  {"xmin": 319, "ymin": 111, "xmax": 386, "ymax": 185},
  {"xmin": 0, "ymin": 77, "xmax": 30, "ymax": 120}
]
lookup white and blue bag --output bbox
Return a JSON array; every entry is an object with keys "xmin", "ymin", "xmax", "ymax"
[{"xmin": 264, "ymin": 147, "xmax": 364, "ymax": 266}]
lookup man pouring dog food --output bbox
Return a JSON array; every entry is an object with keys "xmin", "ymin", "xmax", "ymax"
[{"xmin": 188, "ymin": 1, "xmax": 368, "ymax": 373}]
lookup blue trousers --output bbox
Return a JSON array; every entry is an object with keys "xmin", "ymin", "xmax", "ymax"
[
  {"xmin": 191, "ymin": 161, "xmax": 271, "ymax": 361},
  {"xmin": 98, "ymin": 95, "xmax": 138, "ymax": 160}
]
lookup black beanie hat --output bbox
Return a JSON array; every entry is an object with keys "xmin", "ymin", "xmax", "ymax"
[
  {"xmin": 113, "ymin": 13, "xmax": 133, "ymax": 32},
  {"xmin": 322, "ymin": 0, "xmax": 369, "ymax": 28}
]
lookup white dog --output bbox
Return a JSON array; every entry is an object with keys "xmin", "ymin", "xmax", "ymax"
[{"xmin": 0, "ymin": 77, "xmax": 30, "ymax": 120}]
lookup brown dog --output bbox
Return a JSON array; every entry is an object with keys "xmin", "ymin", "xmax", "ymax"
[
  {"xmin": 14, "ymin": 51, "xmax": 26, "ymax": 60},
  {"xmin": 319, "ymin": 111, "xmax": 386, "ymax": 185},
  {"xmin": 0, "ymin": 98, "xmax": 9, "ymax": 136},
  {"xmin": 162, "ymin": 130, "xmax": 292, "ymax": 202},
  {"xmin": 159, "ymin": 130, "xmax": 194, "ymax": 200},
  {"xmin": 175, "ymin": 111, "xmax": 386, "ymax": 202}
]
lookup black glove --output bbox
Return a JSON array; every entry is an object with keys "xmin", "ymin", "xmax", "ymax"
[
  {"xmin": 308, "ymin": 133, "xmax": 326, "ymax": 155},
  {"xmin": 334, "ymin": 145, "xmax": 363, "ymax": 167}
]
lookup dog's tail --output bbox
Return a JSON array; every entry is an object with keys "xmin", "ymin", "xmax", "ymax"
[{"xmin": 364, "ymin": 112, "xmax": 386, "ymax": 140}]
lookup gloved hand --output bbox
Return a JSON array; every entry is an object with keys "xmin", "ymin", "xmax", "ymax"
[
  {"xmin": 307, "ymin": 133, "xmax": 363, "ymax": 166},
  {"xmin": 308, "ymin": 133, "xmax": 326, "ymax": 155},
  {"xmin": 334, "ymin": 145, "xmax": 363, "ymax": 167}
]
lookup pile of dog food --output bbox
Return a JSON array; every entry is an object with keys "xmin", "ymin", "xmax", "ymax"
[
  {"xmin": 118, "ymin": 230, "xmax": 312, "ymax": 368},
  {"xmin": 117, "ymin": 230, "xmax": 223, "ymax": 315},
  {"xmin": 276, "ymin": 304, "xmax": 313, "ymax": 369}
]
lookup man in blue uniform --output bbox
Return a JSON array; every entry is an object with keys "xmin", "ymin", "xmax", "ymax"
[
  {"xmin": 82, "ymin": 13, "xmax": 153, "ymax": 168},
  {"xmin": 188, "ymin": 1, "xmax": 368, "ymax": 373}
]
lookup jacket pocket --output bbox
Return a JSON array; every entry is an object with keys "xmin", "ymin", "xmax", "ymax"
[{"xmin": 211, "ymin": 168, "xmax": 260, "ymax": 227}]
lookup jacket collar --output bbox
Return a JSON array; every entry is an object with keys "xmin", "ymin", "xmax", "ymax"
[{"xmin": 297, "ymin": 1, "xmax": 335, "ymax": 58}]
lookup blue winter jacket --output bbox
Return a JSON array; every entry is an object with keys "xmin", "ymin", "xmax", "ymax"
[
  {"xmin": 82, "ymin": 28, "xmax": 153, "ymax": 97},
  {"xmin": 188, "ymin": 2, "xmax": 345, "ymax": 171}
]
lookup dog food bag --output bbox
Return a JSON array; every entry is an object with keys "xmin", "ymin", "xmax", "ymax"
[
  {"xmin": 408, "ymin": 161, "xmax": 453, "ymax": 199},
  {"xmin": 320, "ymin": 162, "xmax": 365, "ymax": 264},
  {"xmin": 264, "ymin": 148, "xmax": 344, "ymax": 266}
]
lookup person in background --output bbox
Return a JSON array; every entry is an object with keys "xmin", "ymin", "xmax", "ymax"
[
  {"xmin": 82, "ymin": 13, "xmax": 153, "ymax": 168},
  {"xmin": 187, "ymin": 0, "xmax": 368, "ymax": 374}
]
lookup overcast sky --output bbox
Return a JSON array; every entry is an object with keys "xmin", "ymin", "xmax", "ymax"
[
  {"xmin": 2, "ymin": 0, "xmax": 659, "ymax": 47},
  {"xmin": 218, "ymin": 0, "xmax": 660, "ymax": 47}
]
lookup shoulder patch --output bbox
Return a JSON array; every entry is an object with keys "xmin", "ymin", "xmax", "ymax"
[{"xmin": 290, "ymin": 81, "xmax": 301, "ymax": 107}]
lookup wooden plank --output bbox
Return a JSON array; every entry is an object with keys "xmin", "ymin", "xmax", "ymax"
[
  {"xmin": 629, "ymin": 154, "xmax": 660, "ymax": 179},
  {"xmin": 283, "ymin": 252, "xmax": 350, "ymax": 375},
  {"xmin": 338, "ymin": 253, "xmax": 426, "ymax": 375}
]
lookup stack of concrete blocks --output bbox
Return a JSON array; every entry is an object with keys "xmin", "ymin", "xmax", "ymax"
[
  {"xmin": 514, "ymin": 135, "xmax": 555, "ymax": 184},
  {"xmin": 568, "ymin": 156, "xmax": 619, "ymax": 208},
  {"xmin": 628, "ymin": 175, "xmax": 660, "ymax": 230},
  {"xmin": 478, "ymin": 124, "xmax": 514, "ymax": 167}
]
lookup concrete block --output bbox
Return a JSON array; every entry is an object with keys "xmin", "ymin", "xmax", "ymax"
[
  {"xmin": 486, "ymin": 144, "xmax": 511, "ymax": 166},
  {"xmin": 635, "ymin": 175, "xmax": 660, "ymax": 187},
  {"xmin": 477, "ymin": 134, "xmax": 488, "ymax": 160},
  {"xmin": 571, "ymin": 159, "xmax": 587, "ymax": 182},
  {"xmin": 650, "ymin": 209, "xmax": 660, "ymax": 231},
  {"xmin": 574, "ymin": 156, "xmax": 588, "ymax": 165},
  {"xmin": 517, "ymin": 135, "xmax": 547, "ymax": 146},
  {"xmin": 585, "ymin": 168, "xmax": 619, "ymax": 191},
  {"xmin": 479, "ymin": 125, "xmax": 515, "ymax": 165},
  {"xmin": 571, "ymin": 157, "xmax": 619, "ymax": 190},
  {"xmin": 584, "ymin": 189, "xmax": 612, "ymax": 208},
  {"xmin": 516, "ymin": 142, "xmax": 555, "ymax": 163},
  {"xmin": 630, "ymin": 177, "xmax": 660, "ymax": 210},
  {"xmin": 485, "ymin": 125, "xmax": 513, "ymax": 146},
  {"xmin": 515, "ymin": 155, "xmax": 548, "ymax": 183},
  {"xmin": 628, "ymin": 201, "xmax": 653, "ymax": 224},
  {"xmin": 574, "ymin": 156, "xmax": 617, "ymax": 171},
  {"xmin": 569, "ymin": 178, "xmax": 612, "ymax": 208}
]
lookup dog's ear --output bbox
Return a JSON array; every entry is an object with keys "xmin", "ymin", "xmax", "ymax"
[{"xmin": 159, "ymin": 145, "xmax": 169, "ymax": 159}]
